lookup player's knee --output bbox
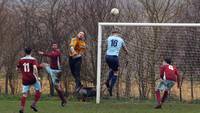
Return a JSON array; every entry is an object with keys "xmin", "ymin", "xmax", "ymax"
[
  {"xmin": 54, "ymin": 84, "xmax": 58, "ymax": 88},
  {"xmin": 57, "ymin": 72, "xmax": 62, "ymax": 77},
  {"xmin": 55, "ymin": 86, "xmax": 62, "ymax": 91},
  {"xmin": 164, "ymin": 89, "xmax": 170, "ymax": 92},
  {"xmin": 54, "ymin": 84, "xmax": 60, "ymax": 90},
  {"xmin": 113, "ymin": 71, "xmax": 118, "ymax": 76},
  {"xmin": 74, "ymin": 71, "xmax": 80, "ymax": 77},
  {"xmin": 155, "ymin": 88, "xmax": 159, "ymax": 92},
  {"xmin": 22, "ymin": 93, "xmax": 28, "ymax": 97},
  {"xmin": 35, "ymin": 90, "xmax": 41, "ymax": 93}
]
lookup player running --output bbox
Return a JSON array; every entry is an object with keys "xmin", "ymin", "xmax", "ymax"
[
  {"xmin": 155, "ymin": 58, "xmax": 180, "ymax": 109},
  {"xmin": 68, "ymin": 31, "xmax": 86, "ymax": 91},
  {"xmin": 17, "ymin": 47, "xmax": 41, "ymax": 113},
  {"xmin": 38, "ymin": 43, "xmax": 67, "ymax": 107},
  {"xmin": 105, "ymin": 28, "xmax": 128, "ymax": 96}
]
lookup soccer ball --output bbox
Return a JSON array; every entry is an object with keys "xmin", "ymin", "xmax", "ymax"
[{"xmin": 110, "ymin": 8, "xmax": 119, "ymax": 15}]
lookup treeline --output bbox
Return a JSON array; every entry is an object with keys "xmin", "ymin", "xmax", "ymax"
[{"xmin": 0, "ymin": 0, "xmax": 199, "ymax": 101}]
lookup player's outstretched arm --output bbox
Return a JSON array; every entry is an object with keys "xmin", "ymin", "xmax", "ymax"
[
  {"xmin": 38, "ymin": 51, "xmax": 44, "ymax": 55},
  {"xmin": 33, "ymin": 65, "xmax": 40, "ymax": 81},
  {"xmin": 123, "ymin": 45, "xmax": 129, "ymax": 55},
  {"xmin": 38, "ymin": 50, "xmax": 55, "ymax": 57}
]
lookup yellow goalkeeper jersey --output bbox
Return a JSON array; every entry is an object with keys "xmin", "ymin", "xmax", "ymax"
[{"xmin": 69, "ymin": 38, "xmax": 86, "ymax": 57}]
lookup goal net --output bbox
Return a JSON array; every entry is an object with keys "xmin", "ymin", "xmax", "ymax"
[{"xmin": 96, "ymin": 23, "xmax": 200, "ymax": 104}]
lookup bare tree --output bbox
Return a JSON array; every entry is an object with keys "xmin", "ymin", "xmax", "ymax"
[{"xmin": 137, "ymin": 0, "xmax": 184, "ymax": 98}]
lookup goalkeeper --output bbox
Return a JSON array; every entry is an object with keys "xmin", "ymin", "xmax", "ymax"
[
  {"xmin": 69, "ymin": 32, "xmax": 86, "ymax": 91},
  {"xmin": 105, "ymin": 28, "xmax": 128, "ymax": 96}
]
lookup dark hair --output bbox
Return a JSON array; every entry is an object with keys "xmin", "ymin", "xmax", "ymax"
[
  {"xmin": 51, "ymin": 42, "xmax": 58, "ymax": 45},
  {"xmin": 111, "ymin": 27, "xmax": 121, "ymax": 34},
  {"xmin": 164, "ymin": 58, "xmax": 172, "ymax": 65},
  {"xmin": 24, "ymin": 47, "xmax": 32, "ymax": 55},
  {"xmin": 52, "ymin": 43, "xmax": 58, "ymax": 46},
  {"xmin": 78, "ymin": 31, "xmax": 86, "ymax": 36},
  {"xmin": 82, "ymin": 31, "xmax": 87, "ymax": 39}
]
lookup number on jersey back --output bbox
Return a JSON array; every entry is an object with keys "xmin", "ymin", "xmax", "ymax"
[{"xmin": 18, "ymin": 56, "xmax": 38, "ymax": 85}]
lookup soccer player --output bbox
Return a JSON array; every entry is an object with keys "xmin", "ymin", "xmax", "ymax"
[
  {"xmin": 155, "ymin": 58, "xmax": 180, "ymax": 109},
  {"xmin": 17, "ymin": 47, "xmax": 41, "ymax": 113},
  {"xmin": 38, "ymin": 43, "xmax": 67, "ymax": 106},
  {"xmin": 105, "ymin": 28, "xmax": 128, "ymax": 96},
  {"xmin": 76, "ymin": 86, "xmax": 96, "ymax": 102},
  {"xmin": 69, "ymin": 31, "xmax": 86, "ymax": 91}
]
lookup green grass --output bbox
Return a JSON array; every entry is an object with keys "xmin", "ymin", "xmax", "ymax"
[{"xmin": 0, "ymin": 99, "xmax": 200, "ymax": 113}]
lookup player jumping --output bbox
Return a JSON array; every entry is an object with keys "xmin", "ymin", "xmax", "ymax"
[
  {"xmin": 38, "ymin": 43, "xmax": 67, "ymax": 107},
  {"xmin": 68, "ymin": 31, "xmax": 86, "ymax": 91},
  {"xmin": 105, "ymin": 28, "xmax": 128, "ymax": 96},
  {"xmin": 155, "ymin": 58, "xmax": 180, "ymax": 109},
  {"xmin": 17, "ymin": 47, "xmax": 41, "ymax": 113}
]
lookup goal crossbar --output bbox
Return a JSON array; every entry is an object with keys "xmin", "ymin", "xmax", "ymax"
[
  {"xmin": 96, "ymin": 22, "xmax": 200, "ymax": 104},
  {"xmin": 99, "ymin": 22, "xmax": 200, "ymax": 27}
]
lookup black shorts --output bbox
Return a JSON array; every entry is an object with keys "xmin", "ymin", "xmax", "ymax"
[{"xmin": 105, "ymin": 55, "xmax": 119, "ymax": 71}]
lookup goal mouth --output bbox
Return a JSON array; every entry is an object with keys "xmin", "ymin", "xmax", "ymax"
[{"xmin": 96, "ymin": 22, "xmax": 200, "ymax": 104}]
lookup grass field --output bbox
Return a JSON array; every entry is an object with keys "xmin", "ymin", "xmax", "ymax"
[{"xmin": 0, "ymin": 99, "xmax": 200, "ymax": 113}]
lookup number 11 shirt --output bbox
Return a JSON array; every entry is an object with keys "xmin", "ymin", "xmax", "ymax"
[{"xmin": 17, "ymin": 55, "xmax": 38, "ymax": 85}]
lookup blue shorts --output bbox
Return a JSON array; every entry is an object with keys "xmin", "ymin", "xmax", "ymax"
[
  {"xmin": 22, "ymin": 81, "xmax": 41, "ymax": 93},
  {"xmin": 156, "ymin": 80, "xmax": 175, "ymax": 91},
  {"xmin": 105, "ymin": 55, "xmax": 119, "ymax": 71},
  {"xmin": 45, "ymin": 66, "xmax": 61, "ymax": 85}
]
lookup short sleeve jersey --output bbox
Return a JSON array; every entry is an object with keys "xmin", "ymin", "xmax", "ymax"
[{"xmin": 106, "ymin": 35, "xmax": 125, "ymax": 56}]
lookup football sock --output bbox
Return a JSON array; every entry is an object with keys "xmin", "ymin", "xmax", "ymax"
[
  {"xmin": 110, "ymin": 75, "xmax": 117, "ymax": 90},
  {"xmin": 155, "ymin": 90, "xmax": 161, "ymax": 105},
  {"xmin": 161, "ymin": 91, "xmax": 168, "ymax": 103},
  {"xmin": 56, "ymin": 88, "xmax": 66, "ymax": 102},
  {"xmin": 106, "ymin": 71, "xmax": 113, "ymax": 87},
  {"xmin": 20, "ymin": 96, "xmax": 26, "ymax": 111},
  {"xmin": 32, "ymin": 91, "xmax": 41, "ymax": 106},
  {"xmin": 108, "ymin": 71, "xmax": 113, "ymax": 82}
]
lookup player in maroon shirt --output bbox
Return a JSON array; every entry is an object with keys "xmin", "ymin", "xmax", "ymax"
[
  {"xmin": 17, "ymin": 47, "xmax": 41, "ymax": 113},
  {"xmin": 155, "ymin": 58, "xmax": 180, "ymax": 109},
  {"xmin": 38, "ymin": 43, "xmax": 67, "ymax": 107}
]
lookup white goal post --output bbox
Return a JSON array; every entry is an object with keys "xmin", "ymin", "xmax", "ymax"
[{"xmin": 96, "ymin": 22, "xmax": 200, "ymax": 104}]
